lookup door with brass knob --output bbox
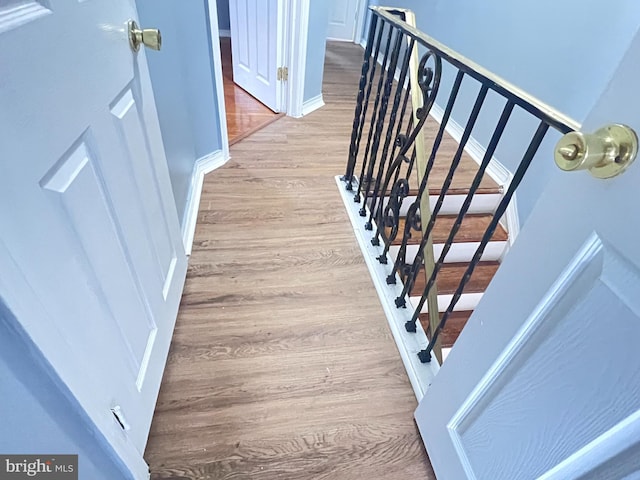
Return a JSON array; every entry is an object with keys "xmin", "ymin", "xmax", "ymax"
[
  {"xmin": 128, "ymin": 19, "xmax": 162, "ymax": 51},
  {"xmin": 0, "ymin": 0, "xmax": 186, "ymax": 477},
  {"xmin": 416, "ymin": 29, "xmax": 640, "ymax": 480}
]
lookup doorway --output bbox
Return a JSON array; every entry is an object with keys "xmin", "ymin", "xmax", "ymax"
[
  {"xmin": 216, "ymin": 0, "xmax": 283, "ymax": 145},
  {"xmin": 220, "ymin": 36, "xmax": 283, "ymax": 145}
]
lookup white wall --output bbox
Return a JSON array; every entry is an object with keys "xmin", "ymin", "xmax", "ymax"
[{"xmin": 366, "ymin": 0, "xmax": 640, "ymax": 223}]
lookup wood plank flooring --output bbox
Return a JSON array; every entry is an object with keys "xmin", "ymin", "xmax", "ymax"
[
  {"xmin": 221, "ymin": 37, "xmax": 283, "ymax": 145},
  {"xmin": 144, "ymin": 41, "xmax": 435, "ymax": 479}
]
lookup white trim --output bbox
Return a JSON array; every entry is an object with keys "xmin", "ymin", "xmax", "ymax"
[
  {"xmin": 327, "ymin": 37, "xmax": 357, "ymax": 43},
  {"xmin": 206, "ymin": 0, "xmax": 230, "ymax": 161},
  {"xmin": 353, "ymin": 0, "xmax": 368, "ymax": 45},
  {"xmin": 391, "ymin": 241, "xmax": 507, "ymax": 265},
  {"xmin": 411, "ymin": 293, "xmax": 484, "ymax": 313},
  {"xmin": 503, "ymin": 192, "xmax": 520, "ymax": 247},
  {"xmin": 182, "ymin": 150, "xmax": 230, "ymax": 255},
  {"xmin": 375, "ymin": 193, "xmax": 501, "ymax": 217},
  {"xmin": 301, "ymin": 94, "xmax": 325, "ymax": 116},
  {"xmin": 276, "ymin": 0, "xmax": 289, "ymax": 113},
  {"xmin": 286, "ymin": 0, "xmax": 310, "ymax": 117},
  {"xmin": 218, "ymin": 29, "xmax": 231, "ymax": 37},
  {"xmin": 429, "ymin": 103, "xmax": 520, "ymax": 244},
  {"xmin": 335, "ymin": 176, "xmax": 439, "ymax": 400}
]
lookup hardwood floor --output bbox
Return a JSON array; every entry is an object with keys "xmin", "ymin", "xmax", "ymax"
[
  {"xmin": 221, "ymin": 37, "xmax": 283, "ymax": 145},
  {"xmin": 144, "ymin": 41, "xmax": 436, "ymax": 479}
]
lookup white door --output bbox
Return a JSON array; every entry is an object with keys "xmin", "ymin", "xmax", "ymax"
[
  {"xmin": 0, "ymin": 0, "xmax": 187, "ymax": 467},
  {"xmin": 229, "ymin": 0, "xmax": 282, "ymax": 112},
  {"xmin": 327, "ymin": 0, "xmax": 360, "ymax": 41},
  {"xmin": 416, "ymin": 31, "xmax": 640, "ymax": 480}
]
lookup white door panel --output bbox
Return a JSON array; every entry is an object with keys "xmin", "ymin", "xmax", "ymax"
[
  {"xmin": 229, "ymin": 0, "xmax": 281, "ymax": 112},
  {"xmin": 0, "ymin": 0, "xmax": 187, "ymax": 459},
  {"xmin": 328, "ymin": 0, "xmax": 360, "ymax": 41},
  {"xmin": 416, "ymin": 28, "xmax": 640, "ymax": 480}
]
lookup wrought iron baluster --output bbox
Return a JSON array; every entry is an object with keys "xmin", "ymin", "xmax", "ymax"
[
  {"xmin": 343, "ymin": 15, "xmax": 378, "ymax": 189},
  {"xmin": 355, "ymin": 25, "xmax": 395, "ymax": 202},
  {"xmin": 395, "ymin": 84, "xmax": 489, "ymax": 314},
  {"xmin": 404, "ymin": 101, "xmax": 515, "ymax": 336},
  {"xmin": 378, "ymin": 70, "xmax": 465, "ymax": 266},
  {"xmin": 357, "ymin": 30, "xmax": 405, "ymax": 217},
  {"xmin": 369, "ymin": 87, "xmax": 414, "ymax": 234},
  {"xmin": 417, "ymin": 120, "xmax": 551, "ymax": 362},
  {"xmin": 369, "ymin": 113, "xmax": 414, "ymax": 246},
  {"xmin": 364, "ymin": 38, "xmax": 416, "ymax": 231},
  {"xmin": 371, "ymin": 50, "xmax": 443, "ymax": 253},
  {"xmin": 392, "ymin": 116, "xmax": 414, "ymax": 184},
  {"xmin": 344, "ymin": 16, "xmax": 385, "ymax": 192}
]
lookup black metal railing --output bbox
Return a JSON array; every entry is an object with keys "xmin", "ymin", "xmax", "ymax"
[{"xmin": 340, "ymin": 7, "xmax": 579, "ymax": 363}]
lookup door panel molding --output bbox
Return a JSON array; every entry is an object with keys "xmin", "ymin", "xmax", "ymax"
[{"xmin": 449, "ymin": 235, "xmax": 603, "ymax": 478}]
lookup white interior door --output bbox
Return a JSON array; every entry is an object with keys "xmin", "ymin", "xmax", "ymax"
[
  {"xmin": 327, "ymin": 0, "xmax": 360, "ymax": 41},
  {"xmin": 229, "ymin": 0, "xmax": 282, "ymax": 112},
  {"xmin": 416, "ymin": 31, "xmax": 640, "ymax": 479},
  {"xmin": 0, "ymin": 0, "xmax": 187, "ymax": 466}
]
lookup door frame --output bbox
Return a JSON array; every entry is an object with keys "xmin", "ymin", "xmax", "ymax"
[
  {"xmin": 206, "ymin": 0, "xmax": 230, "ymax": 161},
  {"xmin": 327, "ymin": 0, "xmax": 368, "ymax": 43},
  {"xmin": 206, "ymin": 0, "xmax": 312, "ymax": 119},
  {"xmin": 353, "ymin": 0, "xmax": 368, "ymax": 45}
]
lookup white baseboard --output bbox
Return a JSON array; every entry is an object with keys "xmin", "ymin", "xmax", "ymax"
[
  {"xmin": 182, "ymin": 150, "xmax": 230, "ymax": 255},
  {"xmin": 218, "ymin": 29, "xmax": 231, "ymax": 38},
  {"xmin": 327, "ymin": 36, "xmax": 356, "ymax": 42},
  {"xmin": 301, "ymin": 94, "xmax": 325, "ymax": 116},
  {"xmin": 391, "ymin": 241, "xmax": 507, "ymax": 265},
  {"xmin": 374, "ymin": 192, "xmax": 501, "ymax": 217}
]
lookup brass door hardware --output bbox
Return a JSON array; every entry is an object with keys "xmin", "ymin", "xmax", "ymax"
[
  {"xmin": 555, "ymin": 124, "xmax": 638, "ymax": 178},
  {"xmin": 128, "ymin": 20, "xmax": 162, "ymax": 52}
]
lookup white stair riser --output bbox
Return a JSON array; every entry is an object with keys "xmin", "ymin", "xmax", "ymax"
[
  {"xmin": 389, "ymin": 241, "xmax": 507, "ymax": 264},
  {"xmin": 367, "ymin": 193, "xmax": 501, "ymax": 217},
  {"xmin": 409, "ymin": 293, "xmax": 483, "ymax": 313}
]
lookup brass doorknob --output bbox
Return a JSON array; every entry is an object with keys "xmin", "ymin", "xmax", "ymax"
[
  {"xmin": 128, "ymin": 20, "xmax": 161, "ymax": 52},
  {"xmin": 554, "ymin": 124, "xmax": 638, "ymax": 178}
]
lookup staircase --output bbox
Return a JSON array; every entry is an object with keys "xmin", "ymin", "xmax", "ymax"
[
  {"xmin": 391, "ymin": 193, "xmax": 508, "ymax": 353},
  {"xmin": 372, "ymin": 166, "xmax": 509, "ymax": 354},
  {"xmin": 337, "ymin": 5, "xmax": 577, "ymax": 398}
]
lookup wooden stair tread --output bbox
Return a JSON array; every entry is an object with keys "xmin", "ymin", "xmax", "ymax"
[
  {"xmin": 387, "ymin": 214, "xmax": 509, "ymax": 245},
  {"xmin": 419, "ymin": 311, "xmax": 471, "ymax": 349},
  {"xmin": 407, "ymin": 261, "xmax": 499, "ymax": 296}
]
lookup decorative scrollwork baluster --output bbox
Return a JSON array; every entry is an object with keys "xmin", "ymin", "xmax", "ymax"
[{"xmin": 372, "ymin": 50, "xmax": 442, "ymax": 257}]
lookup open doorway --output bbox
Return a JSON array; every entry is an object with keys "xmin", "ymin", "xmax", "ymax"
[
  {"xmin": 219, "ymin": 36, "xmax": 283, "ymax": 145},
  {"xmin": 216, "ymin": 0, "xmax": 282, "ymax": 145}
]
